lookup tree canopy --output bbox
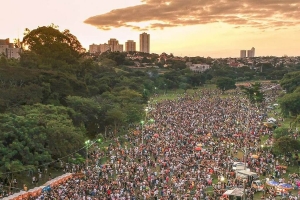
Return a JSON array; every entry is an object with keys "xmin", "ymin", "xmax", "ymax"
[{"xmin": 22, "ymin": 24, "xmax": 85, "ymax": 68}]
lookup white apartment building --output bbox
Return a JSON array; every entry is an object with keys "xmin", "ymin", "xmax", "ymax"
[{"xmin": 189, "ymin": 64, "xmax": 210, "ymax": 72}]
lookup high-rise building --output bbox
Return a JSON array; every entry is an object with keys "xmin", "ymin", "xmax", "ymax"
[
  {"xmin": 116, "ymin": 44, "xmax": 123, "ymax": 52},
  {"xmin": 247, "ymin": 47, "xmax": 255, "ymax": 57},
  {"xmin": 251, "ymin": 47, "xmax": 255, "ymax": 57},
  {"xmin": 240, "ymin": 50, "xmax": 246, "ymax": 58},
  {"xmin": 108, "ymin": 38, "xmax": 123, "ymax": 52},
  {"xmin": 108, "ymin": 38, "xmax": 118, "ymax": 51},
  {"xmin": 139, "ymin": 32, "xmax": 150, "ymax": 53},
  {"xmin": 99, "ymin": 43, "xmax": 111, "ymax": 53},
  {"xmin": 125, "ymin": 40, "xmax": 136, "ymax": 52},
  {"xmin": 89, "ymin": 44, "xmax": 100, "ymax": 53}
]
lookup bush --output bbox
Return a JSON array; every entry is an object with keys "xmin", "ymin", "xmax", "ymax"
[{"xmin": 273, "ymin": 127, "xmax": 290, "ymax": 139}]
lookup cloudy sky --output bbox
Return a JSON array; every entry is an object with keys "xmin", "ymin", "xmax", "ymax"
[{"xmin": 1, "ymin": 0, "xmax": 300, "ymax": 57}]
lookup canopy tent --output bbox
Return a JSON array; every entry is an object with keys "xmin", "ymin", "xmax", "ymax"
[
  {"xmin": 266, "ymin": 180, "xmax": 279, "ymax": 187},
  {"xmin": 230, "ymin": 188, "xmax": 244, "ymax": 196},
  {"xmin": 223, "ymin": 190, "xmax": 234, "ymax": 195},
  {"xmin": 223, "ymin": 188, "xmax": 244, "ymax": 197},
  {"xmin": 267, "ymin": 117, "xmax": 276, "ymax": 123},
  {"xmin": 278, "ymin": 183, "xmax": 293, "ymax": 190}
]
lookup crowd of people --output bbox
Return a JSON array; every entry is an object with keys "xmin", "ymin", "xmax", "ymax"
[{"xmin": 2, "ymin": 84, "xmax": 299, "ymax": 200}]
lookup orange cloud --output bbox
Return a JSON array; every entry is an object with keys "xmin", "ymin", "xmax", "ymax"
[{"xmin": 84, "ymin": 0, "xmax": 300, "ymax": 30}]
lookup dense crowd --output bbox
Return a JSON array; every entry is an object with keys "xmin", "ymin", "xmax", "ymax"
[{"xmin": 2, "ymin": 84, "xmax": 299, "ymax": 200}]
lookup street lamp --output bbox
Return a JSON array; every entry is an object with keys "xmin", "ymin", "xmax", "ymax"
[
  {"xmin": 243, "ymin": 146, "xmax": 247, "ymax": 170},
  {"xmin": 85, "ymin": 138, "xmax": 102, "ymax": 169},
  {"xmin": 149, "ymin": 118, "xmax": 155, "ymax": 124},
  {"xmin": 140, "ymin": 120, "xmax": 145, "ymax": 144},
  {"xmin": 85, "ymin": 140, "xmax": 91, "ymax": 169}
]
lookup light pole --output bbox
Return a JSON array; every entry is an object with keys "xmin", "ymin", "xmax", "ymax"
[
  {"xmin": 85, "ymin": 140, "xmax": 91, "ymax": 169},
  {"xmin": 85, "ymin": 138, "xmax": 101, "ymax": 169},
  {"xmin": 244, "ymin": 146, "xmax": 247, "ymax": 170},
  {"xmin": 140, "ymin": 120, "xmax": 145, "ymax": 144},
  {"xmin": 145, "ymin": 107, "xmax": 149, "ymax": 120}
]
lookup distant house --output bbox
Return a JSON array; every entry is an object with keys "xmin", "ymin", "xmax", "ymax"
[
  {"xmin": 188, "ymin": 63, "xmax": 210, "ymax": 72},
  {"xmin": 229, "ymin": 62, "xmax": 246, "ymax": 68}
]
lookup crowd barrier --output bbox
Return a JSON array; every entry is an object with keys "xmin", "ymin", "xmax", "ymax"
[{"xmin": 2, "ymin": 173, "xmax": 73, "ymax": 200}]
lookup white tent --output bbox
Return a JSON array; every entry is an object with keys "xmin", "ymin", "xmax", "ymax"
[
  {"xmin": 267, "ymin": 117, "xmax": 276, "ymax": 123},
  {"xmin": 223, "ymin": 188, "xmax": 244, "ymax": 197},
  {"xmin": 223, "ymin": 190, "xmax": 234, "ymax": 195}
]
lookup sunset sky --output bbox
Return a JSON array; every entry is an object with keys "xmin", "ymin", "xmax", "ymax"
[{"xmin": 1, "ymin": 0, "xmax": 300, "ymax": 58}]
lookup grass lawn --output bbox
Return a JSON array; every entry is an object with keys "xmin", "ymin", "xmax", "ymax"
[{"xmin": 153, "ymin": 84, "xmax": 217, "ymax": 102}]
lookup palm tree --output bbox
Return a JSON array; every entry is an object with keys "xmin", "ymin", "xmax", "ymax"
[{"xmin": 240, "ymin": 82, "xmax": 264, "ymax": 104}]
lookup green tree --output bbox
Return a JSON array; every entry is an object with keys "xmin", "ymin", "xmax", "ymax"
[
  {"xmin": 0, "ymin": 104, "xmax": 86, "ymax": 161},
  {"xmin": 106, "ymin": 105, "xmax": 127, "ymax": 136},
  {"xmin": 273, "ymin": 136, "xmax": 300, "ymax": 155},
  {"xmin": 0, "ymin": 55, "xmax": 8, "ymax": 68},
  {"xmin": 280, "ymin": 71, "xmax": 300, "ymax": 93},
  {"xmin": 273, "ymin": 127, "xmax": 291, "ymax": 139},
  {"xmin": 278, "ymin": 90, "xmax": 300, "ymax": 116},
  {"xmin": 214, "ymin": 77, "xmax": 236, "ymax": 91},
  {"xmin": 66, "ymin": 96, "xmax": 102, "ymax": 138},
  {"xmin": 239, "ymin": 82, "xmax": 264, "ymax": 103},
  {"xmin": 22, "ymin": 25, "xmax": 84, "ymax": 68}
]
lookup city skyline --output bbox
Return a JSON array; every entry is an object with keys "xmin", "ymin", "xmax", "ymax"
[{"xmin": 1, "ymin": 0, "xmax": 300, "ymax": 58}]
